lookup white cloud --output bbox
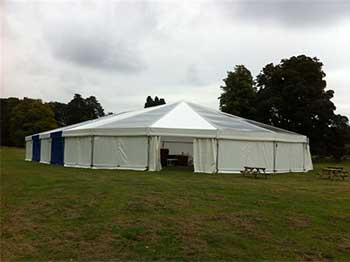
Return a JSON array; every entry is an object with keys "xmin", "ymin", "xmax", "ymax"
[{"xmin": 2, "ymin": 0, "xmax": 350, "ymax": 118}]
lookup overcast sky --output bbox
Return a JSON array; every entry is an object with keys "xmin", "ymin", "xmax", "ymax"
[{"xmin": 2, "ymin": 0, "xmax": 350, "ymax": 117}]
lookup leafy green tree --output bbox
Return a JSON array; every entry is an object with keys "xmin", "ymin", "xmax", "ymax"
[
  {"xmin": 218, "ymin": 65, "xmax": 257, "ymax": 119},
  {"xmin": 65, "ymin": 94, "xmax": 87, "ymax": 125},
  {"xmin": 48, "ymin": 101, "xmax": 68, "ymax": 127},
  {"xmin": 85, "ymin": 96, "xmax": 105, "ymax": 119},
  {"xmin": 65, "ymin": 94, "xmax": 105, "ymax": 125},
  {"xmin": 9, "ymin": 98, "xmax": 58, "ymax": 147},
  {"xmin": 328, "ymin": 114, "xmax": 350, "ymax": 161},
  {"xmin": 255, "ymin": 55, "xmax": 348, "ymax": 158},
  {"xmin": 144, "ymin": 96, "xmax": 166, "ymax": 108},
  {"xmin": 0, "ymin": 97, "xmax": 20, "ymax": 146}
]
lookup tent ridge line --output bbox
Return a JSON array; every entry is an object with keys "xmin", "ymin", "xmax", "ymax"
[
  {"xmin": 187, "ymin": 102, "xmax": 302, "ymax": 136},
  {"xmin": 187, "ymin": 102, "xmax": 272, "ymax": 133}
]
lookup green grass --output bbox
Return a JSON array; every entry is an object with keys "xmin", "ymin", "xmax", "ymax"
[{"xmin": 1, "ymin": 147, "xmax": 350, "ymax": 261}]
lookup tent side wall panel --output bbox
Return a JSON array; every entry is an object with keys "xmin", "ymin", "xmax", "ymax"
[
  {"xmin": 218, "ymin": 140, "xmax": 274, "ymax": 173},
  {"xmin": 32, "ymin": 135, "xmax": 41, "ymax": 162},
  {"xmin": 40, "ymin": 138, "xmax": 51, "ymax": 164},
  {"xmin": 304, "ymin": 144, "xmax": 313, "ymax": 171},
  {"xmin": 93, "ymin": 136, "xmax": 148, "ymax": 170},
  {"xmin": 25, "ymin": 140, "xmax": 32, "ymax": 161},
  {"xmin": 51, "ymin": 131, "xmax": 64, "ymax": 165},
  {"xmin": 64, "ymin": 136, "xmax": 92, "ymax": 168},
  {"xmin": 275, "ymin": 142, "xmax": 304, "ymax": 172},
  {"xmin": 193, "ymin": 138, "xmax": 217, "ymax": 173}
]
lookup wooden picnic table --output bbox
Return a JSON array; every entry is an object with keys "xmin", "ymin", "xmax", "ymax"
[
  {"xmin": 241, "ymin": 166, "xmax": 270, "ymax": 179},
  {"xmin": 327, "ymin": 166, "xmax": 344, "ymax": 170},
  {"xmin": 320, "ymin": 167, "xmax": 348, "ymax": 180}
]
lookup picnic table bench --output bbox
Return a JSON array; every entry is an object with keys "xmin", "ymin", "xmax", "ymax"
[
  {"xmin": 241, "ymin": 166, "xmax": 271, "ymax": 179},
  {"xmin": 320, "ymin": 167, "xmax": 348, "ymax": 180}
]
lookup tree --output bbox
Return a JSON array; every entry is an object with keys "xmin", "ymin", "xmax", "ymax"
[
  {"xmin": 154, "ymin": 96, "xmax": 160, "ymax": 105},
  {"xmin": 65, "ymin": 94, "xmax": 87, "ymax": 125},
  {"xmin": 144, "ymin": 96, "xmax": 166, "ymax": 108},
  {"xmin": 145, "ymin": 96, "xmax": 154, "ymax": 108},
  {"xmin": 85, "ymin": 96, "xmax": 105, "ymax": 119},
  {"xmin": 9, "ymin": 98, "xmax": 58, "ymax": 147},
  {"xmin": 1, "ymin": 95, "xmax": 107, "ymax": 147},
  {"xmin": 255, "ymin": 55, "xmax": 348, "ymax": 158},
  {"xmin": 328, "ymin": 114, "xmax": 350, "ymax": 161},
  {"xmin": 0, "ymin": 97, "xmax": 20, "ymax": 146},
  {"xmin": 218, "ymin": 65, "xmax": 257, "ymax": 119},
  {"xmin": 65, "ymin": 94, "xmax": 105, "ymax": 125},
  {"xmin": 48, "ymin": 101, "xmax": 68, "ymax": 127}
]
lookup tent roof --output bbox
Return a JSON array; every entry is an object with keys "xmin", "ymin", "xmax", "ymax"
[
  {"xmin": 25, "ymin": 113, "xmax": 119, "ymax": 140},
  {"xmin": 61, "ymin": 101, "xmax": 307, "ymax": 142}
]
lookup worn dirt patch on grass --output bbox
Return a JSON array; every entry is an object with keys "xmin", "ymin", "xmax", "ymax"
[
  {"xmin": 297, "ymin": 251, "xmax": 334, "ymax": 261},
  {"xmin": 285, "ymin": 213, "xmax": 312, "ymax": 230}
]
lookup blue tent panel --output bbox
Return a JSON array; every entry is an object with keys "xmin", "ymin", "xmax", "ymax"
[
  {"xmin": 32, "ymin": 135, "xmax": 40, "ymax": 161},
  {"xmin": 50, "ymin": 131, "xmax": 64, "ymax": 165}
]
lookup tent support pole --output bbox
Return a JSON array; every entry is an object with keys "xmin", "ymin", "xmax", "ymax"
[
  {"xmin": 146, "ymin": 136, "xmax": 150, "ymax": 171},
  {"xmin": 273, "ymin": 141, "xmax": 277, "ymax": 174},
  {"xmin": 215, "ymin": 138, "xmax": 219, "ymax": 174},
  {"xmin": 303, "ymin": 142, "xmax": 306, "ymax": 172},
  {"xmin": 90, "ymin": 135, "xmax": 95, "ymax": 168}
]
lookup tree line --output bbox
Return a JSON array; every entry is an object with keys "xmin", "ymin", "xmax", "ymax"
[
  {"xmin": 1, "ymin": 94, "xmax": 105, "ymax": 147},
  {"xmin": 218, "ymin": 55, "xmax": 350, "ymax": 160},
  {"xmin": 1, "ymin": 54, "xmax": 349, "ymax": 159}
]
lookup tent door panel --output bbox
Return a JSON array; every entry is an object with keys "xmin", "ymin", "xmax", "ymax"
[
  {"xmin": 51, "ymin": 131, "xmax": 64, "ymax": 165},
  {"xmin": 32, "ymin": 135, "xmax": 41, "ymax": 162}
]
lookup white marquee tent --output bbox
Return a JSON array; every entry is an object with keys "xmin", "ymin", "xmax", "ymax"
[{"xmin": 26, "ymin": 101, "xmax": 313, "ymax": 173}]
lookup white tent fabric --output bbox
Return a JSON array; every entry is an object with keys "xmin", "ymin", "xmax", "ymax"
[
  {"xmin": 91, "ymin": 136, "xmax": 116, "ymax": 168},
  {"xmin": 218, "ymin": 140, "xmax": 274, "ymax": 173},
  {"xmin": 63, "ymin": 101, "xmax": 308, "ymax": 142},
  {"xmin": 193, "ymin": 138, "xmax": 217, "ymax": 173},
  {"xmin": 152, "ymin": 102, "xmax": 216, "ymax": 130},
  {"xmin": 93, "ymin": 136, "xmax": 148, "ymax": 170},
  {"xmin": 148, "ymin": 136, "xmax": 162, "ymax": 171},
  {"xmin": 40, "ymin": 138, "xmax": 51, "ymax": 164},
  {"xmin": 26, "ymin": 101, "xmax": 312, "ymax": 173},
  {"xmin": 25, "ymin": 140, "xmax": 32, "ymax": 161},
  {"xmin": 304, "ymin": 144, "xmax": 313, "ymax": 171},
  {"xmin": 64, "ymin": 137, "xmax": 92, "ymax": 168},
  {"xmin": 38, "ymin": 114, "xmax": 118, "ymax": 139},
  {"xmin": 275, "ymin": 142, "xmax": 305, "ymax": 172}
]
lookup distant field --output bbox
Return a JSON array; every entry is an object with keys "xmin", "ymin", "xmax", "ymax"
[{"xmin": 1, "ymin": 147, "xmax": 350, "ymax": 261}]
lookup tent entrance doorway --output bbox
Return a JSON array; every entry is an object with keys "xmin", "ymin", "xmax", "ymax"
[{"xmin": 160, "ymin": 136, "xmax": 194, "ymax": 169}]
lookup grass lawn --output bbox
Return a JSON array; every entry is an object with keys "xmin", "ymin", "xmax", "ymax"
[{"xmin": 1, "ymin": 147, "xmax": 350, "ymax": 261}]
